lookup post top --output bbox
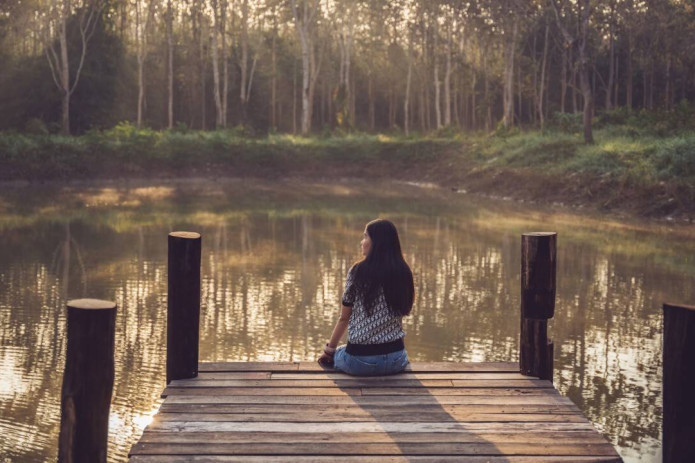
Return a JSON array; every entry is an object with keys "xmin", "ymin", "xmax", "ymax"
[
  {"xmin": 522, "ymin": 232, "xmax": 557, "ymax": 237},
  {"xmin": 169, "ymin": 231, "xmax": 201, "ymax": 239},
  {"xmin": 67, "ymin": 299, "xmax": 117, "ymax": 310},
  {"xmin": 664, "ymin": 302, "xmax": 695, "ymax": 312}
]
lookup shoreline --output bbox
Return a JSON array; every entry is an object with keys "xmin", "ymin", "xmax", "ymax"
[
  {"xmin": 0, "ymin": 168, "xmax": 692, "ymax": 226},
  {"xmin": 1, "ymin": 130, "xmax": 692, "ymax": 223}
]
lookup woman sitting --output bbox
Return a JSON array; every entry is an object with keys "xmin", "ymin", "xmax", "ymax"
[{"xmin": 318, "ymin": 218, "xmax": 414, "ymax": 376}]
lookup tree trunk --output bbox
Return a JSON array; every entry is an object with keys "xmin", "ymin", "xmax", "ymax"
[
  {"xmin": 453, "ymin": 74, "xmax": 460, "ymax": 127},
  {"xmin": 502, "ymin": 18, "xmax": 519, "ymax": 129},
  {"xmin": 270, "ymin": 10, "xmax": 277, "ymax": 129},
  {"xmin": 292, "ymin": 0, "xmax": 318, "ymax": 135},
  {"xmin": 483, "ymin": 52, "xmax": 491, "ymax": 131},
  {"xmin": 419, "ymin": 87, "xmax": 426, "ymax": 132},
  {"xmin": 471, "ymin": 70, "xmax": 477, "ymax": 129},
  {"xmin": 443, "ymin": 23, "xmax": 452, "ymax": 127},
  {"xmin": 626, "ymin": 31, "xmax": 633, "ymax": 113},
  {"xmin": 614, "ymin": 51, "xmax": 619, "ymax": 108},
  {"xmin": 560, "ymin": 46, "xmax": 567, "ymax": 113},
  {"xmin": 649, "ymin": 59, "xmax": 654, "ymax": 109},
  {"xmin": 433, "ymin": 24, "xmax": 442, "ymax": 130},
  {"xmin": 570, "ymin": 46, "xmax": 577, "ymax": 113},
  {"xmin": 167, "ymin": 0, "xmax": 174, "ymax": 129},
  {"xmin": 210, "ymin": 0, "xmax": 222, "ymax": 127},
  {"xmin": 665, "ymin": 54, "xmax": 671, "ymax": 110},
  {"xmin": 293, "ymin": 58, "xmax": 297, "ymax": 134},
  {"xmin": 220, "ymin": 0, "xmax": 228, "ymax": 127},
  {"xmin": 368, "ymin": 72, "xmax": 375, "ymax": 131},
  {"xmin": 642, "ymin": 67, "xmax": 647, "ymax": 110},
  {"xmin": 578, "ymin": 0, "xmax": 594, "ymax": 144},
  {"xmin": 137, "ymin": 58, "xmax": 145, "ymax": 127},
  {"xmin": 404, "ymin": 50, "xmax": 412, "ymax": 136},
  {"xmin": 605, "ymin": 20, "xmax": 614, "ymax": 110},
  {"xmin": 59, "ymin": 13, "xmax": 70, "ymax": 135},
  {"xmin": 538, "ymin": 21, "xmax": 549, "ymax": 130},
  {"xmin": 136, "ymin": 0, "xmax": 146, "ymax": 129},
  {"xmin": 240, "ymin": 0, "xmax": 249, "ymax": 123}
]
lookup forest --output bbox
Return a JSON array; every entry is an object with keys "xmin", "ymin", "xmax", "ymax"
[{"xmin": 1, "ymin": 0, "xmax": 694, "ymax": 139}]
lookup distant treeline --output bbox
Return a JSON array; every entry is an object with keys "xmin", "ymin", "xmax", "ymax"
[{"xmin": 1, "ymin": 0, "xmax": 694, "ymax": 139}]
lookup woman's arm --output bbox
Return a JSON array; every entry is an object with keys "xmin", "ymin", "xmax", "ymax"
[
  {"xmin": 328, "ymin": 304, "xmax": 352, "ymax": 348},
  {"xmin": 318, "ymin": 304, "xmax": 352, "ymax": 365}
]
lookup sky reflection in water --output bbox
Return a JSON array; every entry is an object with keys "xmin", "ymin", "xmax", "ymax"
[{"xmin": 0, "ymin": 179, "xmax": 693, "ymax": 462}]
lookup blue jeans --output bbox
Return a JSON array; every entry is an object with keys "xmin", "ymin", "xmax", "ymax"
[{"xmin": 333, "ymin": 346, "xmax": 409, "ymax": 376}]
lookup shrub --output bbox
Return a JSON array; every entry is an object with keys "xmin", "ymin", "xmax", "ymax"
[
  {"xmin": 653, "ymin": 135, "xmax": 695, "ymax": 179},
  {"xmin": 549, "ymin": 112, "xmax": 583, "ymax": 134},
  {"xmin": 24, "ymin": 118, "xmax": 49, "ymax": 135}
]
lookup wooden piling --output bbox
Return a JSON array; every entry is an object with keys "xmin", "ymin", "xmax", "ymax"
[
  {"xmin": 58, "ymin": 299, "xmax": 117, "ymax": 463},
  {"xmin": 519, "ymin": 232, "xmax": 556, "ymax": 382},
  {"xmin": 663, "ymin": 302, "xmax": 695, "ymax": 463},
  {"xmin": 167, "ymin": 231, "xmax": 202, "ymax": 384}
]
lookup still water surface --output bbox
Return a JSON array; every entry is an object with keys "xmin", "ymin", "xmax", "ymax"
[{"xmin": 1, "ymin": 179, "xmax": 694, "ymax": 462}]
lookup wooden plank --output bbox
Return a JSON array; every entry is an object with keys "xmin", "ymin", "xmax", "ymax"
[
  {"xmin": 151, "ymin": 413, "xmax": 588, "ymax": 423},
  {"xmin": 158, "ymin": 404, "xmax": 583, "ymax": 415},
  {"xmin": 197, "ymin": 362, "xmax": 520, "ymax": 373},
  {"xmin": 163, "ymin": 387, "xmax": 363, "ymax": 397},
  {"xmin": 163, "ymin": 387, "xmax": 554, "ymax": 397},
  {"xmin": 297, "ymin": 361, "xmax": 521, "ymax": 373},
  {"xmin": 163, "ymin": 395, "xmax": 576, "ymax": 406},
  {"xmin": 138, "ymin": 431, "xmax": 612, "ymax": 445},
  {"xmin": 166, "ymin": 379, "xmax": 551, "ymax": 388},
  {"xmin": 130, "ymin": 455, "xmax": 621, "ymax": 462},
  {"xmin": 167, "ymin": 379, "xmax": 457, "ymax": 388},
  {"xmin": 199, "ymin": 362, "xmax": 300, "ymax": 372},
  {"xmin": 360, "ymin": 388, "xmax": 554, "ymax": 396},
  {"xmin": 145, "ymin": 421, "xmax": 599, "ymax": 433},
  {"xmin": 195, "ymin": 372, "xmax": 272, "ymax": 379},
  {"xmin": 267, "ymin": 372, "xmax": 531, "ymax": 380},
  {"xmin": 130, "ymin": 442, "xmax": 619, "ymax": 456}
]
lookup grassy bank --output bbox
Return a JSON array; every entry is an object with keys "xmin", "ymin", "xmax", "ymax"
[{"xmin": 1, "ymin": 112, "xmax": 694, "ymax": 219}]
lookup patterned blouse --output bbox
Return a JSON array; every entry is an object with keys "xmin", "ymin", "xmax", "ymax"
[{"xmin": 341, "ymin": 266, "xmax": 406, "ymax": 344}]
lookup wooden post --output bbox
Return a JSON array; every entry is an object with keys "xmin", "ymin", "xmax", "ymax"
[
  {"xmin": 58, "ymin": 299, "xmax": 117, "ymax": 463},
  {"xmin": 167, "ymin": 231, "xmax": 202, "ymax": 384},
  {"xmin": 663, "ymin": 303, "xmax": 695, "ymax": 463},
  {"xmin": 519, "ymin": 232, "xmax": 556, "ymax": 382}
]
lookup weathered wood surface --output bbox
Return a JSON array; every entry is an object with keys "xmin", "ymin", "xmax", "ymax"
[
  {"xmin": 130, "ymin": 362, "xmax": 621, "ymax": 462},
  {"xmin": 663, "ymin": 303, "xmax": 695, "ymax": 463},
  {"xmin": 167, "ymin": 231, "xmax": 201, "ymax": 384},
  {"xmin": 520, "ymin": 232, "xmax": 556, "ymax": 382},
  {"xmin": 58, "ymin": 299, "xmax": 117, "ymax": 463}
]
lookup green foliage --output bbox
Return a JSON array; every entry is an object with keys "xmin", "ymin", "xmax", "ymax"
[
  {"xmin": 548, "ymin": 112, "xmax": 583, "ymax": 134},
  {"xmin": 24, "ymin": 119, "xmax": 49, "ymax": 135},
  {"xmin": 1, "ymin": 118, "xmax": 693, "ymax": 189},
  {"xmin": 653, "ymin": 135, "xmax": 695, "ymax": 179},
  {"xmin": 596, "ymin": 103, "xmax": 695, "ymax": 138}
]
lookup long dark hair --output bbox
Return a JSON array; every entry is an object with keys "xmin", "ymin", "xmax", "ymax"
[{"xmin": 352, "ymin": 219, "xmax": 414, "ymax": 316}]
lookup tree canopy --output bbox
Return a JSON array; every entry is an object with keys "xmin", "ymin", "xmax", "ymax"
[{"xmin": 1, "ymin": 0, "xmax": 694, "ymax": 138}]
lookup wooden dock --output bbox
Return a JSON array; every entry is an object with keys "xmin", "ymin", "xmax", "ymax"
[{"xmin": 128, "ymin": 361, "xmax": 622, "ymax": 462}]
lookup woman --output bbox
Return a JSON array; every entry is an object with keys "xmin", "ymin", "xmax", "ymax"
[{"xmin": 318, "ymin": 219, "xmax": 414, "ymax": 376}]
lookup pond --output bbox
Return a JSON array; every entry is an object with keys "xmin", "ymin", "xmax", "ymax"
[{"xmin": 1, "ymin": 179, "xmax": 693, "ymax": 462}]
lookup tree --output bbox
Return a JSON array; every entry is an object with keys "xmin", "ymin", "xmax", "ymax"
[
  {"xmin": 552, "ymin": 0, "xmax": 594, "ymax": 144},
  {"xmin": 134, "ymin": 0, "xmax": 157, "ymax": 128},
  {"xmin": 291, "ymin": 0, "xmax": 321, "ymax": 135},
  {"xmin": 44, "ymin": 0, "xmax": 105, "ymax": 134}
]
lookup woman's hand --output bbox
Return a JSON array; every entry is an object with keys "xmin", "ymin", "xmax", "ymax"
[
  {"xmin": 317, "ymin": 351, "xmax": 334, "ymax": 366},
  {"xmin": 318, "ymin": 343, "xmax": 336, "ymax": 366}
]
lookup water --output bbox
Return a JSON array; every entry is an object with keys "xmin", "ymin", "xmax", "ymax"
[{"xmin": 0, "ymin": 179, "xmax": 693, "ymax": 462}]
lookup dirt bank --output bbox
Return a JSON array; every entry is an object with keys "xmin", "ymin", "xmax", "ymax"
[{"xmin": 5, "ymin": 153, "xmax": 691, "ymax": 223}]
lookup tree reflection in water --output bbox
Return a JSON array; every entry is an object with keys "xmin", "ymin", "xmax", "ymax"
[{"xmin": 0, "ymin": 179, "xmax": 692, "ymax": 462}]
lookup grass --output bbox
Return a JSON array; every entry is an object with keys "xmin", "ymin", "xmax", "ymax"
[{"xmin": 1, "ymin": 111, "xmax": 694, "ymax": 191}]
